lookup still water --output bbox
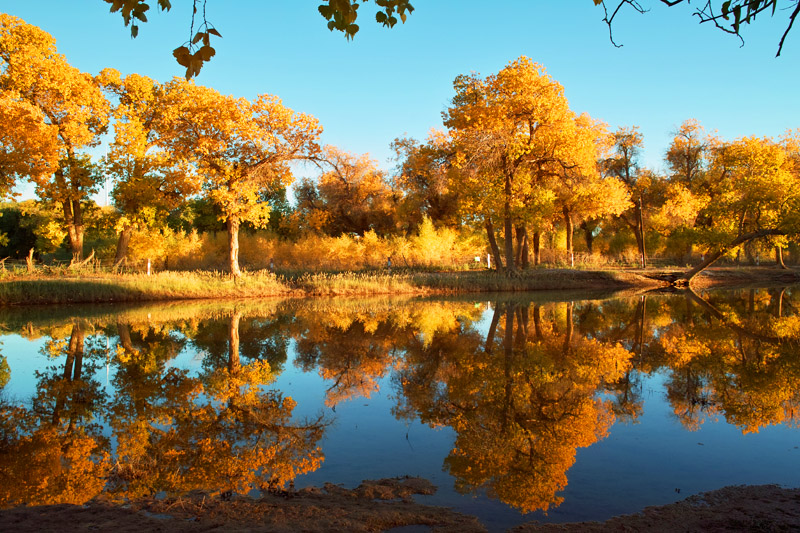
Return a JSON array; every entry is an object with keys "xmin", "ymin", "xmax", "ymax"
[{"xmin": 1, "ymin": 288, "xmax": 799, "ymax": 530}]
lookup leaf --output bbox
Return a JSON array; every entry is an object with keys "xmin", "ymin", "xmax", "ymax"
[
  {"xmin": 172, "ymin": 46, "xmax": 192, "ymax": 67},
  {"xmin": 376, "ymin": 11, "xmax": 387, "ymax": 24},
  {"xmin": 207, "ymin": 28, "xmax": 222, "ymax": 38},
  {"xmin": 192, "ymin": 31, "xmax": 204, "ymax": 44},
  {"xmin": 131, "ymin": 25, "xmax": 139, "ymax": 38},
  {"xmin": 197, "ymin": 45, "xmax": 216, "ymax": 62},
  {"xmin": 722, "ymin": 0, "xmax": 731, "ymax": 20}
]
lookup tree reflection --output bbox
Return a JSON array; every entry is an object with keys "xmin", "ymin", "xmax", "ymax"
[
  {"xmin": 2, "ymin": 292, "xmax": 800, "ymax": 512},
  {"xmin": 396, "ymin": 300, "xmax": 633, "ymax": 513},
  {"xmin": 0, "ymin": 322, "xmax": 110, "ymax": 506}
]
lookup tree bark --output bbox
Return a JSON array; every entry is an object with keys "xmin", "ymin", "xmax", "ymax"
[
  {"xmin": 636, "ymin": 196, "xmax": 647, "ymax": 267},
  {"xmin": 776, "ymin": 246, "xmax": 788, "ymax": 269},
  {"xmin": 114, "ymin": 224, "xmax": 133, "ymax": 266},
  {"xmin": 64, "ymin": 198, "xmax": 85, "ymax": 263},
  {"xmin": 503, "ymin": 170, "xmax": 515, "ymax": 272},
  {"xmin": 515, "ymin": 225, "xmax": 529, "ymax": 269},
  {"xmin": 532, "ymin": 231, "xmax": 541, "ymax": 265},
  {"xmin": 563, "ymin": 206, "xmax": 574, "ymax": 267},
  {"xmin": 227, "ymin": 216, "xmax": 242, "ymax": 277},
  {"xmin": 680, "ymin": 228, "xmax": 787, "ymax": 283},
  {"xmin": 581, "ymin": 221, "xmax": 594, "ymax": 254},
  {"xmin": 485, "ymin": 219, "xmax": 504, "ymax": 271}
]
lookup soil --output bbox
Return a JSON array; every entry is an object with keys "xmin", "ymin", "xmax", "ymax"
[{"xmin": 2, "ymin": 479, "xmax": 799, "ymax": 533}]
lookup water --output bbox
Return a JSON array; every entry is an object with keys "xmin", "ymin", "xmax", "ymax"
[{"xmin": 1, "ymin": 289, "xmax": 799, "ymax": 530}]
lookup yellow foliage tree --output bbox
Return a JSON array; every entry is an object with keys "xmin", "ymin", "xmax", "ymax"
[
  {"xmin": 160, "ymin": 81, "xmax": 321, "ymax": 276},
  {"xmin": 0, "ymin": 14, "xmax": 110, "ymax": 261}
]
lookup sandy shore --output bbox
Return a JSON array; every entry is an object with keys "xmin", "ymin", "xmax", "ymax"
[{"xmin": 2, "ymin": 479, "xmax": 799, "ymax": 532}]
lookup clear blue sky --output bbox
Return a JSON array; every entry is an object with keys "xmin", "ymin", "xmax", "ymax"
[{"xmin": 3, "ymin": 1, "xmax": 799, "ymax": 199}]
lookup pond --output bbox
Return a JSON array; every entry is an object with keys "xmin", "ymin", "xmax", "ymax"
[{"xmin": 1, "ymin": 288, "xmax": 799, "ymax": 530}]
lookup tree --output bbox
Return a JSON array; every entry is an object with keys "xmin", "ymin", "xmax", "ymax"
[
  {"xmin": 295, "ymin": 146, "xmax": 398, "ymax": 237},
  {"xmin": 160, "ymin": 82, "xmax": 321, "ymax": 276},
  {"xmin": 596, "ymin": 0, "xmax": 799, "ymax": 57},
  {"xmin": 445, "ymin": 57, "xmax": 575, "ymax": 272},
  {"xmin": 98, "ymin": 69, "xmax": 199, "ymax": 265},
  {"xmin": 391, "ymin": 132, "xmax": 462, "ymax": 231},
  {"xmin": 0, "ymin": 14, "xmax": 110, "ymax": 262},
  {"xmin": 0, "ymin": 94, "xmax": 58, "ymax": 198},
  {"xmin": 679, "ymin": 135, "xmax": 800, "ymax": 282},
  {"xmin": 605, "ymin": 126, "xmax": 651, "ymax": 267},
  {"xmin": 552, "ymin": 114, "xmax": 630, "ymax": 265}
]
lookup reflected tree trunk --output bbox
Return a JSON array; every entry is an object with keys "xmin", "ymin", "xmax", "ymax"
[
  {"xmin": 502, "ymin": 303, "xmax": 515, "ymax": 433},
  {"xmin": 484, "ymin": 302, "xmax": 501, "ymax": 354},
  {"xmin": 229, "ymin": 310, "xmax": 242, "ymax": 374}
]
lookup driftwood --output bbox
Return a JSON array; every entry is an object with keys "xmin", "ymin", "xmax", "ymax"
[
  {"xmin": 68, "ymin": 249, "xmax": 95, "ymax": 269},
  {"xmin": 25, "ymin": 248, "xmax": 34, "ymax": 274}
]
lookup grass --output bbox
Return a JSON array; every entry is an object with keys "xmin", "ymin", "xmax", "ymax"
[{"xmin": 0, "ymin": 266, "xmax": 673, "ymax": 306}]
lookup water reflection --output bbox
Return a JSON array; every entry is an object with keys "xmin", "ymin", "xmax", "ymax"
[{"xmin": 0, "ymin": 290, "xmax": 799, "ymax": 514}]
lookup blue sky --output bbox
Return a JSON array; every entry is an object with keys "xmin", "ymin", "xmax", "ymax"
[{"xmin": 3, "ymin": 1, "xmax": 799, "ymax": 200}]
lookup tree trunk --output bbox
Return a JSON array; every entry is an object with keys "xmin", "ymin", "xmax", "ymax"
[
  {"xmin": 563, "ymin": 206, "xmax": 574, "ymax": 267},
  {"xmin": 485, "ymin": 219, "xmax": 504, "ymax": 271},
  {"xmin": 227, "ymin": 216, "xmax": 242, "ymax": 277},
  {"xmin": 680, "ymin": 228, "xmax": 787, "ymax": 283},
  {"xmin": 64, "ymin": 198, "xmax": 85, "ymax": 263},
  {"xmin": 515, "ymin": 225, "xmax": 529, "ymax": 269},
  {"xmin": 776, "ymin": 246, "xmax": 788, "ymax": 269},
  {"xmin": 636, "ymin": 196, "xmax": 646, "ymax": 268},
  {"xmin": 114, "ymin": 224, "xmax": 133, "ymax": 266},
  {"xmin": 532, "ymin": 231, "xmax": 541, "ymax": 265},
  {"xmin": 581, "ymin": 221, "xmax": 594, "ymax": 254},
  {"xmin": 503, "ymin": 170, "xmax": 515, "ymax": 272}
]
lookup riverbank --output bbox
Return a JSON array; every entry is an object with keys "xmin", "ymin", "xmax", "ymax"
[
  {"xmin": 1, "ymin": 481, "xmax": 798, "ymax": 532},
  {"xmin": 0, "ymin": 266, "xmax": 797, "ymax": 305}
]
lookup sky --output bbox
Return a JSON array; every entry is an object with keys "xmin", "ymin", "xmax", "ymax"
[{"xmin": 3, "ymin": 1, "xmax": 799, "ymax": 201}]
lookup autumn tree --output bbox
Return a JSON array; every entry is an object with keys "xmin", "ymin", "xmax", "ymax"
[
  {"xmin": 679, "ymin": 135, "xmax": 800, "ymax": 282},
  {"xmin": 0, "ymin": 14, "xmax": 110, "ymax": 262},
  {"xmin": 160, "ymin": 81, "xmax": 321, "ymax": 276},
  {"xmin": 445, "ymin": 57, "xmax": 575, "ymax": 272},
  {"xmin": 604, "ymin": 126, "xmax": 656, "ymax": 266},
  {"xmin": 98, "ymin": 69, "xmax": 199, "ymax": 265},
  {"xmin": 391, "ymin": 132, "xmax": 461, "ymax": 231},
  {"xmin": 294, "ymin": 146, "xmax": 398, "ymax": 236},
  {"xmin": 0, "ymin": 94, "xmax": 58, "ymax": 198},
  {"xmin": 552, "ymin": 114, "xmax": 630, "ymax": 265}
]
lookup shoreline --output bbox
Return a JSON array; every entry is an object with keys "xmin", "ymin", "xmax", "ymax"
[
  {"xmin": 1, "ymin": 481, "xmax": 798, "ymax": 532},
  {"xmin": 1, "ymin": 266, "xmax": 798, "ymax": 306}
]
